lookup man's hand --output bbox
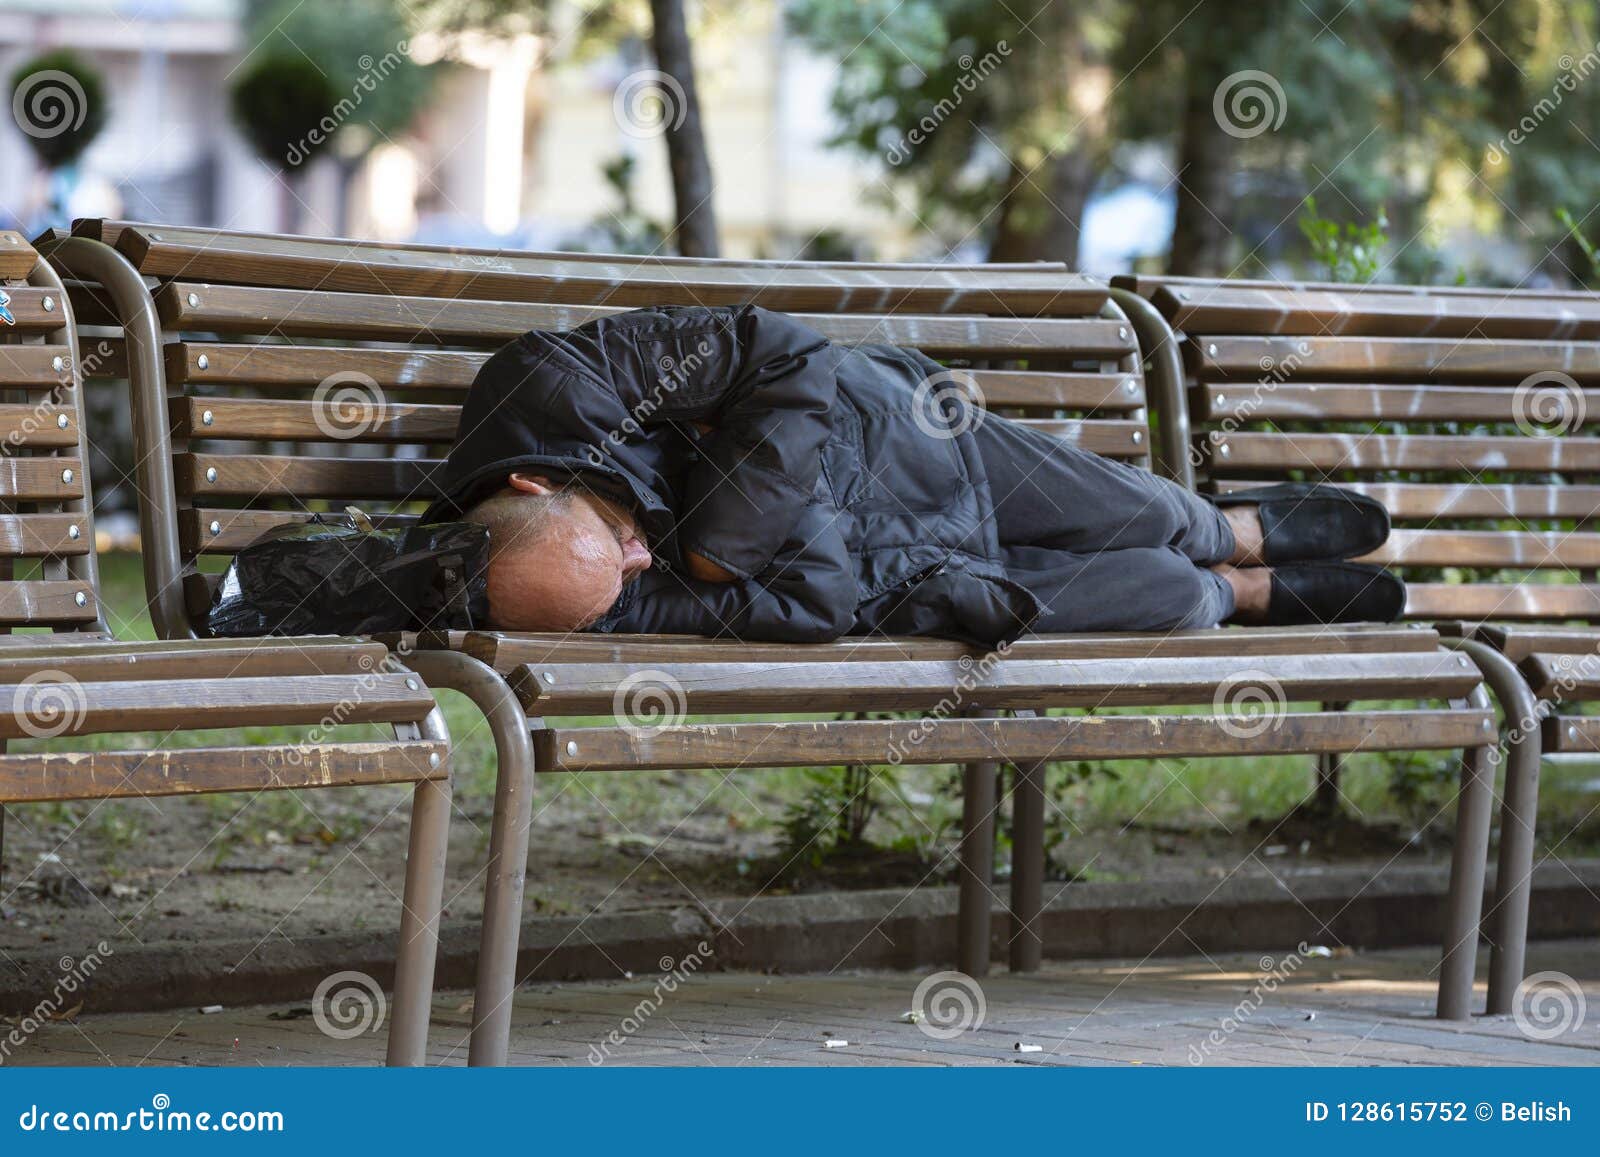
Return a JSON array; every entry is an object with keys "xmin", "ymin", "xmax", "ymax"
[{"xmin": 685, "ymin": 550, "xmax": 737, "ymax": 583}]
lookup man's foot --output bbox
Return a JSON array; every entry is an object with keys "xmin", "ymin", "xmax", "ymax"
[
  {"xmin": 1213, "ymin": 483, "xmax": 1390, "ymax": 565},
  {"xmin": 1259, "ymin": 562, "xmax": 1405, "ymax": 625}
]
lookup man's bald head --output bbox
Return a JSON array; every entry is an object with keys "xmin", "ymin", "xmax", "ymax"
[{"xmin": 464, "ymin": 473, "xmax": 651, "ymax": 632}]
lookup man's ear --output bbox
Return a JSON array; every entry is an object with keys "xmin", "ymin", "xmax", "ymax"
[{"xmin": 507, "ymin": 472, "xmax": 556, "ymax": 496}]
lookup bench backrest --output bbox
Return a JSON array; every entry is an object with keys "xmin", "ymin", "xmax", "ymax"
[
  {"xmin": 0, "ymin": 232, "xmax": 104, "ymax": 633},
  {"xmin": 66, "ymin": 222, "xmax": 1146, "ymax": 639},
  {"xmin": 1117, "ymin": 275, "xmax": 1600, "ymax": 622}
]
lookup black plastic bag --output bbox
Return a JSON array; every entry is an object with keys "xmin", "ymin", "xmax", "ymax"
[{"xmin": 207, "ymin": 513, "xmax": 489, "ymax": 637}]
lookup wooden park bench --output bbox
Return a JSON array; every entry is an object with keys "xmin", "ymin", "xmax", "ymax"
[
  {"xmin": 1111, "ymin": 273, "xmax": 1600, "ymax": 1017},
  {"xmin": 0, "ymin": 233, "xmax": 456, "ymax": 1065},
  {"xmin": 46, "ymin": 223, "xmax": 1510, "ymax": 1066}
]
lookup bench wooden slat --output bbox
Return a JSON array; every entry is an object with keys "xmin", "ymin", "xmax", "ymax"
[
  {"xmin": 167, "ymin": 347, "xmax": 1143, "ymax": 413},
  {"xmin": 0, "ymin": 288, "xmax": 66, "ymax": 331},
  {"xmin": 116, "ymin": 226, "xmax": 1107, "ymax": 316},
  {"xmin": 1202, "ymin": 431, "xmax": 1600, "ymax": 472},
  {"xmin": 0, "ymin": 231, "xmax": 34, "ymax": 280},
  {"xmin": 0, "ymin": 640, "xmax": 392, "ymax": 681},
  {"xmin": 510, "ymin": 651, "xmax": 1480, "ymax": 715},
  {"xmin": 178, "ymin": 453, "xmax": 443, "ymax": 499},
  {"xmin": 0, "ymin": 403, "xmax": 78, "ymax": 447},
  {"xmin": 0, "ymin": 741, "xmax": 447, "ymax": 804},
  {"xmin": 1155, "ymin": 283, "xmax": 1600, "ymax": 340},
  {"xmin": 536, "ymin": 708, "xmax": 1493, "ymax": 772},
  {"xmin": 1192, "ymin": 382, "xmax": 1600, "ymax": 423},
  {"xmin": 183, "ymin": 507, "xmax": 420, "ymax": 553},
  {"xmin": 1360, "ymin": 529, "xmax": 1600, "ymax": 569},
  {"xmin": 1403, "ymin": 583, "xmax": 1600, "ymax": 621},
  {"xmin": 1115, "ymin": 272, "xmax": 1598, "ymax": 302},
  {"xmin": 0, "ymin": 457, "xmax": 84, "ymax": 501},
  {"xmin": 168, "ymin": 343, "xmax": 487, "ymax": 389},
  {"xmin": 0, "ymin": 513, "xmax": 91, "ymax": 557},
  {"xmin": 1543, "ymin": 714, "xmax": 1600, "ymax": 753},
  {"xmin": 173, "ymin": 397, "xmax": 460, "ymax": 444},
  {"xmin": 0, "ymin": 580, "xmax": 97, "ymax": 625},
  {"xmin": 1019, "ymin": 418, "xmax": 1147, "ymax": 457},
  {"xmin": 1519, "ymin": 651, "xmax": 1600, "ymax": 699},
  {"xmin": 155, "ymin": 283, "xmax": 1136, "ymax": 357},
  {"xmin": 1191, "ymin": 335, "xmax": 1600, "ymax": 381},
  {"xmin": 1474, "ymin": 625, "xmax": 1600, "ymax": 661},
  {"xmin": 466, "ymin": 623, "xmax": 1437, "ymax": 670},
  {"xmin": 0, "ymin": 673, "xmax": 435, "ymax": 738},
  {"xmin": 80, "ymin": 219, "xmax": 1054, "ymax": 270},
  {"xmin": 0, "ymin": 346, "xmax": 72, "ymax": 387},
  {"xmin": 1212, "ymin": 479, "xmax": 1600, "ymax": 520}
]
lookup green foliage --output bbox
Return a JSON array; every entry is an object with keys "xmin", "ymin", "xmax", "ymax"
[
  {"xmin": 8, "ymin": 49, "xmax": 107, "ymax": 170},
  {"xmin": 567, "ymin": 154, "xmax": 669, "ymax": 253},
  {"xmin": 779, "ymin": 764, "xmax": 883, "ymax": 868},
  {"xmin": 242, "ymin": 0, "xmax": 433, "ymax": 158},
  {"xmin": 228, "ymin": 55, "xmax": 341, "ymax": 169},
  {"xmin": 1556, "ymin": 207, "xmax": 1600, "ymax": 285},
  {"xmin": 1298, "ymin": 197, "xmax": 1389, "ymax": 282}
]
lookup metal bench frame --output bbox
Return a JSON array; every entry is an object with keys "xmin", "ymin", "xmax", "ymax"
[
  {"xmin": 1111, "ymin": 275, "xmax": 1591, "ymax": 1014},
  {"xmin": 0, "ymin": 236, "xmax": 454, "ymax": 1065}
]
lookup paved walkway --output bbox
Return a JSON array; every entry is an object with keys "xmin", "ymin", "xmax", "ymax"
[{"xmin": 7, "ymin": 941, "xmax": 1597, "ymax": 1067}]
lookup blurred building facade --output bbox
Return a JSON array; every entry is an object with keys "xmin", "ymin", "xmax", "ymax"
[{"xmin": 0, "ymin": 0, "xmax": 915, "ymax": 257}]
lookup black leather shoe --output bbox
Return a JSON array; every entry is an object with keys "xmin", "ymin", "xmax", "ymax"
[
  {"xmin": 1264, "ymin": 562, "xmax": 1405, "ymax": 625},
  {"xmin": 1213, "ymin": 483, "xmax": 1390, "ymax": 564}
]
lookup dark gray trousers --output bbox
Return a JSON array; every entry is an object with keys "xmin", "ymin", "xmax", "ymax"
[{"xmin": 975, "ymin": 415, "xmax": 1237, "ymax": 632}]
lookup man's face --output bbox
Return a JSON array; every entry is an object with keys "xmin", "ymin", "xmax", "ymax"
[{"xmin": 485, "ymin": 475, "xmax": 652, "ymax": 631}]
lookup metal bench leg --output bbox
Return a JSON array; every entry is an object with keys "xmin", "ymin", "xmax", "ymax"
[
  {"xmin": 386, "ymin": 705, "xmax": 454, "ymax": 1067},
  {"xmin": 957, "ymin": 708, "xmax": 1000, "ymax": 977},
  {"xmin": 1436, "ymin": 685, "xmax": 1496, "ymax": 1020},
  {"xmin": 404, "ymin": 650, "xmax": 537, "ymax": 1067},
  {"xmin": 1009, "ymin": 758, "xmax": 1046, "ymax": 973},
  {"xmin": 1446, "ymin": 638, "xmax": 1541, "ymax": 1015}
]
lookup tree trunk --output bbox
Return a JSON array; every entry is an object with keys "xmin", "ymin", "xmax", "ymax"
[
  {"xmin": 1169, "ymin": 64, "xmax": 1236, "ymax": 276},
  {"xmin": 649, "ymin": 0, "xmax": 720, "ymax": 257},
  {"xmin": 1035, "ymin": 150, "xmax": 1095, "ymax": 265}
]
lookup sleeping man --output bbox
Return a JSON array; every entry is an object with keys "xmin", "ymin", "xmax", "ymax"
[{"xmin": 425, "ymin": 305, "xmax": 1401, "ymax": 645}]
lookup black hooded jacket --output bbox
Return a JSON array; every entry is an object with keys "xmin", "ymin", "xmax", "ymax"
[{"xmin": 426, "ymin": 305, "xmax": 1042, "ymax": 644}]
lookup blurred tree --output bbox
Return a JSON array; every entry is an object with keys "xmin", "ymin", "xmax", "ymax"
[
  {"xmin": 239, "ymin": 0, "xmax": 434, "ymax": 233},
  {"xmin": 228, "ymin": 56, "xmax": 340, "ymax": 230},
  {"xmin": 414, "ymin": 0, "xmax": 721, "ymax": 254},
  {"xmin": 1117, "ymin": 0, "xmax": 1600, "ymax": 280},
  {"xmin": 788, "ymin": 0, "xmax": 1119, "ymax": 264},
  {"xmin": 8, "ymin": 49, "xmax": 108, "ymax": 227},
  {"xmin": 648, "ymin": 0, "xmax": 720, "ymax": 255}
]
